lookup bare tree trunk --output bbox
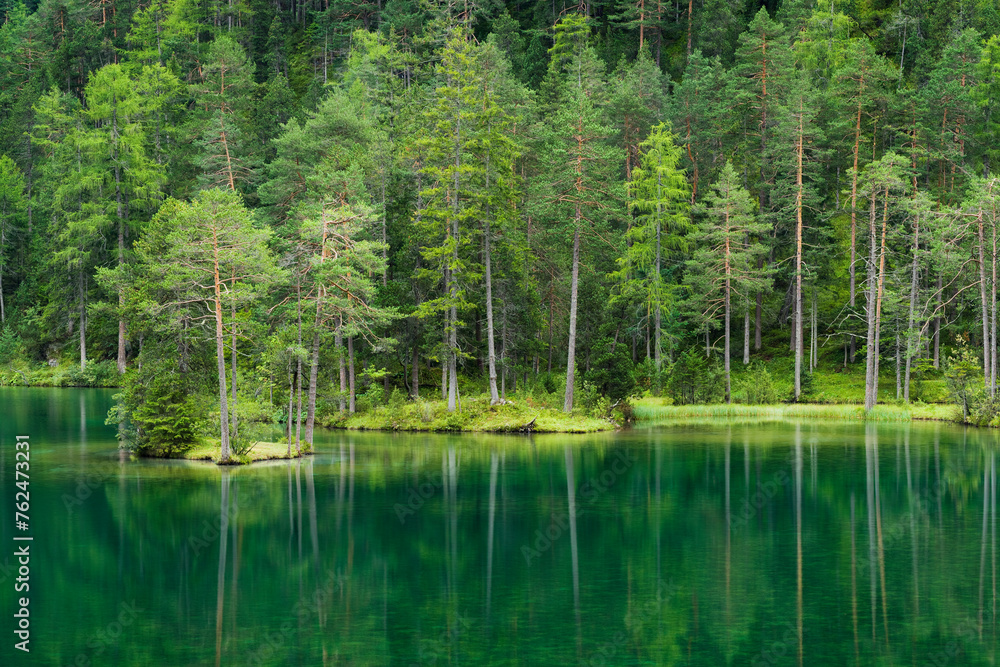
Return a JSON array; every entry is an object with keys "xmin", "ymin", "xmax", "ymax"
[
  {"xmin": 307, "ymin": 212, "xmax": 329, "ymax": 444},
  {"xmin": 754, "ymin": 280, "xmax": 762, "ymax": 350},
  {"xmin": 866, "ymin": 189, "xmax": 890, "ymax": 412},
  {"xmin": 348, "ymin": 335, "xmax": 356, "ymax": 413},
  {"xmin": 230, "ymin": 272, "xmax": 237, "ymax": 442},
  {"xmin": 794, "ymin": 105, "xmax": 804, "ymax": 402},
  {"xmin": 485, "ymin": 212, "xmax": 500, "ymax": 404},
  {"xmin": 114, "ymin": 104, "xmax": 127, "ymax": 375},
  {"xmin": 337, "ymin": 320, "xmax": 346, "ymax": 412},
  {"xmin": 980, "ymin": 211, "xmax": 993, "ymax": 394},
  {"xmin": 993, "ymin": 217, "xmax": 997, "ymax": 397},
  {"xmin": 933, "ymin": 275, "xmax": 942, "ymax": 368},
  {"xmin": 563, "ymin": 226, "xmax": 581, "ymax": 413},
  {"xmin": 0, "ymin": 211, "xmax": 5, "ymax": 323},
  {"xmin": 864, "ymin": 193, "xmax": 879, "ymax": 412},
  {"xmin": 724, "ymin": 264, "xmax": 731, "ymax": 404},
  {"xmin": 287, "ymin": 362, "xmax": 293, "ymax": 457},
  {"xmin": 411, "ymin": 338, "xmax": 420, "ymax": 399},
  {"xmin": 212, "ymin": 234, "xmax": 231, "ymax": 461},
  {"xmin": 79, "ymin": 270, "xmax": 87, "ymax": 372},
  {"xmin": 811, "ymin": 287, "xmax": 817, "ymax": 372},
  {"xmin": 743, "ymin": 306, "xmax": 750, "ymax": 365},
  {"xmin": 895, "ymin": 329, "xmax": 902, "ymax": 400},
  {"xmin": 448, "ymin": 301, "xmax": 458, "ymax": 411},
  {"xmin": 905, "ymin": 210, "xmax": 920, "ymax": 402},
  {"xmin": 306, "ymin": 327, "xmax": 320, "ymax": 446},
  {"xmin": 295, "ymin": 277, "xmax": 303, "ymax": 455},
  {"xmin": 654, "ymin": 170, "xmax": 663, "ymax": 378}
]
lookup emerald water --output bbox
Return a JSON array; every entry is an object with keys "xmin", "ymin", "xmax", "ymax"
[{"xmin": 1, "ymin": 387, "xmax": 998, "ymax": 666}]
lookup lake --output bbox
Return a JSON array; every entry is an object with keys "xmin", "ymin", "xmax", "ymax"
[{"xmin": 1, "ymin": 387, "xmax": 997, "ymax": 666}]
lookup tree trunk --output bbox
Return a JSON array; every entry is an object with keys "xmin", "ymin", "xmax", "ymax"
[
  {"xmin": 933, "ymin": 275, "xmax": 942, "ymax": 368},
  {"xmin": 295, "ymin": 276, "xmax": 303, "ymax": 455},
  {"xmin": 306, "ymin": 327, "xmax": 320, "ymax": 446},
  {"xmin": 230, "ymin": 271, "xmax": 237, "ymax": 442},
  {"xmin": 724, "ymin": 265, "xmax": 731, "ymax": 404},
  {"xmin": 654, "ymin": 167, "xmax": 663, "ymax": 378},
  {"xmin": 743, "ymin": 305, "xmax": 750, "ymax": 365},
  {"xmin": 0, "ymin": 209, "xmax": 6, "ymax": 324},
  {"xmin": 811, "ymin": 287, "xmax": 817, "ymax": 372},
  {"xmin": 485, "ymin": 212, "xmax": 500, "ymax": 404},
  {"xmin": 980, "ymin": 211, "xmax": 993, "ymax": 394},
  {"xmin": 287, "ymin": 362, "xmax": 293, "ymax": 457},
  {"xmin": 992, "ymin": 216, "xmax": 997, "ymax": 397},
  {"xmin": 895, "ymin": 330, "xmax": 902, "ymax": 400},
  {"xmin": 864, "ymin": 193, "xmax": 879, "ymax": 412},
  {"xmin": 337, "ymin": 320, "xmax": 346, "ymax": 413},
  {"xmin": 563, "ymin": 225, "xmax": 581, "ymax": 413},
  {"xmin": 754, "ymin": 282, "xmax": 763, "ymax": 350},
  {"xmin": 411, "ymin": 337, "xmax": 420, "ymax": 399},
  {"xmin": 866, "ymin": 188, "xmax": 890, "ymax": 412},
  {"xmin": 905, "ymin": 210, "xmax": 919, "ymax": 402},
  {"xmin": 794, "ymin": 104, "xmax": 804, "ymax": 402},
  {"xmin": 79, "ymin": 270, "xmax": 87, "ymax": 372},
  {"xmin": 307, "ymin": 211, "xmax": 329, "ymax": 444},
  {"xmin": 212, "ymin": 231, "xmax": 231, "ymax": 462},
  {"xmin": 348, "ymin": 335, "xmax": 356, "ymax": 413},
  {"xmin": 442, "ymin": 327, "xmax": 448, "ymax": 400},
  {"xmin": 115, "ymin": 104, "xmax": 127, "ymax": 375}
]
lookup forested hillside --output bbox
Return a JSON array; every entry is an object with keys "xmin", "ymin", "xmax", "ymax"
[{"xmin": 2, "ymin": 0, "xmax": 1000, "ymax": 454}]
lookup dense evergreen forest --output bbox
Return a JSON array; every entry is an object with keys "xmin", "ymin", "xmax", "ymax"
[{"xmin": 3, "ymin": 0, "xmax": 1000, "ymax": 457}]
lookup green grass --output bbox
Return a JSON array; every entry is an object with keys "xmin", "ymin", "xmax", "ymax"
[
  {"xmin": 321, "ymin": 395, "xmax": 614, "ymax": 433},
  {"xmin": 164, "ymin": 439, "xmax": 307, "ymax": 465},
  {"xmin": 0, "ymin": 359, "xmax": 120, "ymax": 387},
  {"xmin": 632, "ymin": 396, "xmax": 958, "ymax": 425}
]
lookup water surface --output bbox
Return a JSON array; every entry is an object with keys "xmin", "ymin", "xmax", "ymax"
[{"xmin": 1, "ymin": 387, "xmax": 997, "ymax": 666}]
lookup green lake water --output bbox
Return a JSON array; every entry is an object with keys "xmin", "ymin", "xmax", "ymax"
[{"xmin": 1, "ymin": 387, "xmax": 998, "ymax": 666}]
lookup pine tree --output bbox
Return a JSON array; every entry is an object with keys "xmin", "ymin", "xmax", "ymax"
[
  {"xmin": 83, "ymin": 64, "xmax": 170, "ymax": 373},
  {"xmin": 686, "ymin": 161, "xmax": 770, "ymax": 403},
  {"xmin": 832, "ymin": 38, "xmax": 894, "ymax": 360},
  {"xmin": 535, "ymin": 13, "xmax": 623, "ymax": 413},
  {"xmin": 412, "ymin": 29, "xmax": 484, "ymax": 413},
  {"xmin": 860, "ymin": 151, "xmax": 908, "ymax": 412},
  {"xmin": 0, "ymin": 154, "xmax": 25, "ymax": 325},
  {"xmin": 189, "ymin": 37, "xmax": 259, "ymax": 197},
  {"xmin": 135, "ymin": 189, "xmax": 283, "ymax": 462},
  {"xmin": 613, "ymin": 123, "xmax": 690, "ymax": 387}
]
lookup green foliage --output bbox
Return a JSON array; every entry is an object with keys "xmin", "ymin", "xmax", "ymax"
[
  {"xmin": 0, "ymin": 325, "xmax": 19, "ymax": 362},
  {"xmin": 739, "ymin": 362, "xmax": 778, "ymax": 405},
  {"xmin": 110, "ymin": 357, "xmax": 202, "ymax": 455},
  {"xmin": 667, "ymin": 348, "xmax": 724, "ymax": 405},
  {"xmin": 229, "ymin": 423, "xmax": 261, "ymax": 458},
  {"xmin": 944, "ymin": 338, "xmax": 984, "ymax": 422},
  {"xmin": 584, "ymin": 336, "xmax": 637, "ymax": 403}
]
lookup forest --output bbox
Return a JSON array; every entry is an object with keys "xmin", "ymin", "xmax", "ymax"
[{"xmin": 1, "ymin": 0, "xmax": 1000, "ymax": 459}]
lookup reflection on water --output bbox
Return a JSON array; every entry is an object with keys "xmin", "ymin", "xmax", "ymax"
[{"xmin": 1, "ymin": 387, "xmax": 999, "ymax": 665}]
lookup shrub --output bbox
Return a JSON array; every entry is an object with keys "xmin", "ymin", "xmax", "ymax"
[
  {"xmin": 108, "ymin": 356, "xmax": 203, "ymax": 455},
  {"xmin": 668, "ymin": 348, "xmax": 724, "ymax": 405},
  {"xmin": 229, "ymin": 423, "xmax": 261, "ymax": 457},
  {"xmin": 0, "ymin": 327, "xmax": 20, "ymax": 363},
  {"xmin": 584, "ymin": 337, "xmax": 636, "ymax": 403},
  {"xmin": 944, "ymin": 340, "xmax": 983, "ymax": 422},
  {"xmin": 740, "ymin": 362, "xmax": 778, "ymax": 404}
]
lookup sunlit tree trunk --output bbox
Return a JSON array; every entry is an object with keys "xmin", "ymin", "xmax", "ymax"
[{"xmin": 564, "ymin": 224, "xmax": 581, "ymax": 413}]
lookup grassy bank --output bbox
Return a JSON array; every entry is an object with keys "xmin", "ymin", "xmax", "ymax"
[
  {"xmin": 320, "ymin": 395, "xmax": 614, "ymax": 433},
  {"xmin": 0, "ymin": 359, "xmax": 120, "ymax": 387},
  {"xmin": 146, "ymin": 439, "xmax": 307, "ymax": 465},
  {"xmin": 633, "ymin": 397, "xmax": 958, "ymax": 424}
]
